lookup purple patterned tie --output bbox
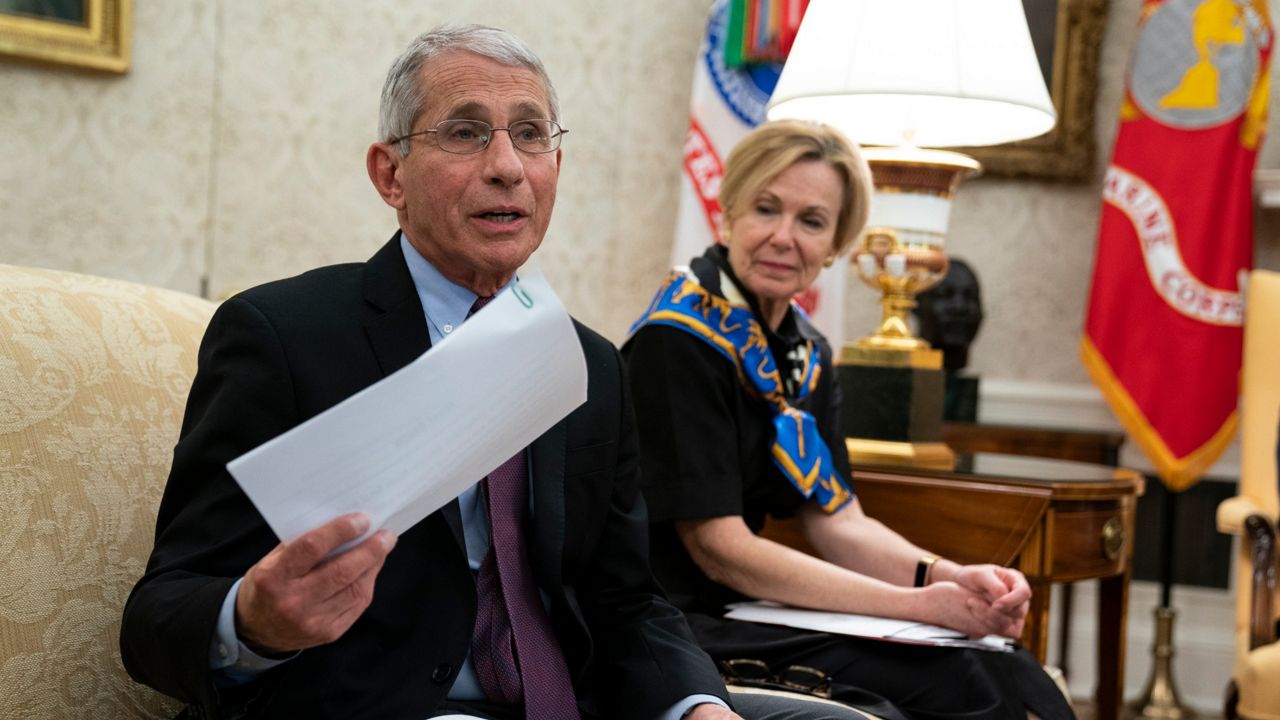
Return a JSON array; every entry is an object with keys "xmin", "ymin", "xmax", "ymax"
[{"xmin": 468, "ymin": 295, "xmax": 580, "ymax": 720}]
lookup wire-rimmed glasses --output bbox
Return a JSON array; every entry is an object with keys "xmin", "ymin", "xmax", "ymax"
[
  {"xmin": 390, "ymin": 119, "xmax": 567, "ymax": 155},
  {"xmin": 720, "ymin": 659, "xmax": 834, "ymax": 699}
]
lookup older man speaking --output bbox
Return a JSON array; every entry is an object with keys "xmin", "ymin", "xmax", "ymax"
[{"xmin": 119, "ymin": 24, "xmax": 860, "ymax": 720}]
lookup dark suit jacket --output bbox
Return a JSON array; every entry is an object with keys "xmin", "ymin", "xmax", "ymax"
[{"xmin": 120, "ymin": 237, "xmax": 727, "ymax": 719}]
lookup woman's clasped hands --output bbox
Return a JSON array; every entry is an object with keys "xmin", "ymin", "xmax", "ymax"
[{"xmin": 923, "ymin": 563, "xmax": 1032, "ymax": 639}]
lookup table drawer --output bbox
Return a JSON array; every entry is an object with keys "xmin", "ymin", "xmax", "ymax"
[{"xmin": 1046, "ymin": 502, "xmax": 1128, "ymax": 580}]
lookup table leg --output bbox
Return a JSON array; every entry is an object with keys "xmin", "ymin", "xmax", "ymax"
[
  {"xmin": 1057, "ymin": 582, "xmax": 1073, "ymax": 679},
  {"xmin": 1023, "ymin": 580, "xmax": 1052, "ymax": 663},
  {"xmin": 1095, "ymin": 570, "xmax": 1130, "ymax": 720}
]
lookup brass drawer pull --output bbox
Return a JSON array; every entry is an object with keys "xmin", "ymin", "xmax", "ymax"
[{"xmin": 1102, "ymin": 517, "xmax": 1125, "ymax": 560}]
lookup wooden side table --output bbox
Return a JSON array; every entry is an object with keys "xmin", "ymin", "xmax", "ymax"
[
  {"xmin": 761, "ymin": 453, "xmax": 1144, "ymax": 720},
  {"xmin": 941, "ymin": 422, "xmax": 1128, "ymax": 681},
  {"xmin": 942, "ymin": 421, "xmax": 1126, "ymax": 466}
]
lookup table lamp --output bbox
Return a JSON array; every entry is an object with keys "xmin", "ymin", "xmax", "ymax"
[{"xmin": 766, "ymin": 0, "xmax": 1056, "ymax": 468}]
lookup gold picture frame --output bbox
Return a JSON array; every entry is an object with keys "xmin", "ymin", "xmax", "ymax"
[
  {"xmin": 960, "ymin": 0, "xmax": 1109, "ymax": 181},
  {"xmin": 0, "ymin": 0, "xmax": 132, "ymax": 73}
]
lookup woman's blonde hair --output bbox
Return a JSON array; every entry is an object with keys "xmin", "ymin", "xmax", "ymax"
[{"xmin": 718, "ymin": 119, "xmax": 873, "ymax": 255}]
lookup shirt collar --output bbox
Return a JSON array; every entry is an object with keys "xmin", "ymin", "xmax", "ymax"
[{"xmin": 399, "ymin": 233, "xmax": 511, "ymax": 343}]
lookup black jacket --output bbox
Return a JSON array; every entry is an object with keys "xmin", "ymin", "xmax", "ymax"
[{"xmin": 120, "ymin": 236, "xmax": 726, "ymax": 719}]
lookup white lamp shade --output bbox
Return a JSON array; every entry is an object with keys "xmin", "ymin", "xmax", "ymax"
[{"xmin": 767, "ymin": 0, "xmax": 1056, "ymax": 148}]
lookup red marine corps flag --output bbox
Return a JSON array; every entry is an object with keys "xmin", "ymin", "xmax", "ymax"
[{"xmin": 1083, "ymin": 0, "xmax": 1272, "ymax": 489}]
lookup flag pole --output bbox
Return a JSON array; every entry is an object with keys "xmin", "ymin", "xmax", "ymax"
[{"xmin": 1127, "ymin": 485, "xmax": 1197, "ymax": 719}]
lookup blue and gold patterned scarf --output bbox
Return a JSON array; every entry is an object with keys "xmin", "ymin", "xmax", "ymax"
[{"xmin": 629, "ymin": 269, "xmax": 852, "ymax": 513}]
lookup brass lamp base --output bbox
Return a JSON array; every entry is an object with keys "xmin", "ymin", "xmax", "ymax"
[
  {"xmin": 1127, "ymin": 607, "xmax": 1198, "ymax": 719},
  {"xmin": 846, "ymin": 437, "xmax": 955, "ymax": 470},
  {"xmin": 850, "ymin": 147, "xmax": 981, "ymax": 354},
  {"xmin": 836, "ymin": 147, "xmax": 977, "ymax": 472},
  {"xmin": 840, "ymin": 149, "xmax": 980, "ymax": 474}
]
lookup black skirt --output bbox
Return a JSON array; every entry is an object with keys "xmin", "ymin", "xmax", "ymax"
[{"xmin": 687, "ymin": 613, "xmax": 1077, "ymax": 720}]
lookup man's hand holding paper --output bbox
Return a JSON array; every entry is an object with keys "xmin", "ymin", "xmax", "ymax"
[
  {"xmin": 226, "ymin": 271, "xmax": 586, "ymax": 550},
  {"xmin": 236, "ymin": 513, "xmax": 396, "ymax": 655},
  {"xmin": 226, "ymin": 271, "xmax": 585, "ymax": 654}
]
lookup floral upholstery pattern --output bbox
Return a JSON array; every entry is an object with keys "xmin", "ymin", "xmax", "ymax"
[{"xmin": 0, "ymin": 264, "xmax": 215, "ymax": 719}]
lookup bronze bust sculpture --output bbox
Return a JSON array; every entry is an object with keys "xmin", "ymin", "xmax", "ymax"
[{"xmin": 913, "ymin": 258, "xmax": 983, "ymax": 421}]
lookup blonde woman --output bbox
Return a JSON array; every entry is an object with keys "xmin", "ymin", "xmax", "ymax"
[{"xmin": 624, "ymin": 120, "xmax": 1074, "ymax": 720}]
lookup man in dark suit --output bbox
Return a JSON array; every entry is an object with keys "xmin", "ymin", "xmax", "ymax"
[{"xmin": 119, "ymin": 23, "xmax": 859, "ymax": 720}]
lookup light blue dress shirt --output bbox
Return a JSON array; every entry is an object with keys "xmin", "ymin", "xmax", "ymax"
[{"xmin": 209, "ymin": 234, "xmax": 724, "ymax": 718}]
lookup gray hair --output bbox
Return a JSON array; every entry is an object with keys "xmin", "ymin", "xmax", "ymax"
[{"xmin": 378, "ymin": 24, "xmax": 560, "ymax": 156}]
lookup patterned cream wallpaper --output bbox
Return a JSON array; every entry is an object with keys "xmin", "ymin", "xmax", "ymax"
[
  {"xmin": 1, "ymin": 0, "xmax": 1278, "ymax": 387},
  {"xmin": 0, "ymin": 1, "xmax": 217, "ymax": 295},
  {"xmin": 202, "ymin": 0, "xmax": 709, "ymax": 338}
]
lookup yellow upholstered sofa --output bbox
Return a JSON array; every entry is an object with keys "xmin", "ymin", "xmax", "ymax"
[
  {"xmin": 0, "ymin": 264, "xmax": 215, "ymax": 719},
  {"xmin": 1218, "ymin": 269, "xmax": 1280, "ymax": 720}
]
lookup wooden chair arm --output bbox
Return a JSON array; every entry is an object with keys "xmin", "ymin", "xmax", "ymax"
[{"xmin": 1242, "ymin": 514, "xmax": 1278, "ymax": 651}]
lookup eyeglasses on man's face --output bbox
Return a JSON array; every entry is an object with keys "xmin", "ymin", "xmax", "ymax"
[{"xmin": 390, "ymin": 119, "xmax": 567, "ymax": 155}]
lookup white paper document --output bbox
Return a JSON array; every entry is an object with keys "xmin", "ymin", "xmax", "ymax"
[
  {"xmin": 724, "ymin": 601, "xmax": 1014, "ymax": 652},
  {"xmin": 227, "ymin": 270, "xmax": 588, "ymax": 545}
]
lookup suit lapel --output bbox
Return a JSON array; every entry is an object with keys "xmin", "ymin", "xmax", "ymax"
[
  {"xmin": 362, "ymin": 235, "xmax": 431, "ymax": 377},
  {"xmin": 530, "ymin": 419, "xmax": 568, "ymax": 590},
  {"xmin": 361, "ymin": 234, "xmax": 466, "ymax": 553}
]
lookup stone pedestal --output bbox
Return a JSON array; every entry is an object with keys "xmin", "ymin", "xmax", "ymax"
[{"xmin": 838, "ymin": 345, "xmax": 954, "ymax": 469}]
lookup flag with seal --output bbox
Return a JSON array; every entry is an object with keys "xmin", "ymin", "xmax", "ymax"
[
  {"xmin": 1082, "ymin": 0, "xmax": 1272, "ymax": 489},
  {"xmin": 673, "ymin": 0, "xmax": 845, "ymax": 344}
]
